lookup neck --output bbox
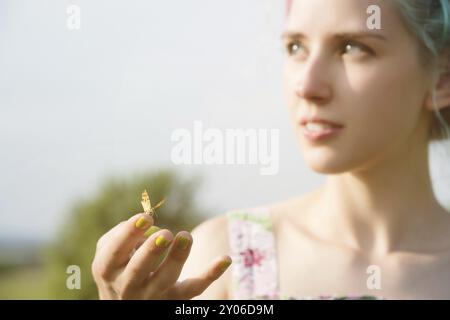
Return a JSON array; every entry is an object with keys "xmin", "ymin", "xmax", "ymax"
[{"xmin": 316, "ymin": 136, "xmax": 445, "ymax": 255}]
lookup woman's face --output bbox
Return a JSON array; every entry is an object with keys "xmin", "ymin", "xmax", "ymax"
[{"xmin": 283, "ymin": 0, "xmax": 435, "ymax": 174}]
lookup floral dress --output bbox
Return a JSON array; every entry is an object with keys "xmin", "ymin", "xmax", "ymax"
[{"xmin": 226, "ymin": 206, "xmax": 383, "ymax": 300}]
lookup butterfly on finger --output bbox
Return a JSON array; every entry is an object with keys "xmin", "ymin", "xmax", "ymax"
[{"xmin": 141, "ymin": 189, "xmax": 166, "ymax": 218}]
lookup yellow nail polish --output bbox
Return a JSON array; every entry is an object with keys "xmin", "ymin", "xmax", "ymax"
[
  {"xmin": 135, "ymin": 217, "xmax": 151, "ymax": 229},
  {"xmin": 155, "ymin": 235, "xmax": 170, "ymax": 247},
  {"xmin": 144, "ymin": 226, "xmax": 161, "ymax": 238},
  {"xmin": 219, "ymin": 259, "xmax": 232, "ymax": 272},
  {"xmin": 177, "ymin": 236, "xmax": 190, "ymax": 250}
]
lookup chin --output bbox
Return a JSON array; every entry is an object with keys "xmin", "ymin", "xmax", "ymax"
[
  {"xmin": 307, "ymin": 161, "xmax": 350, "ymax": 175},
  {"xmin": 301, "ymin": 146, "xmax": 359, "ymax": 175}
]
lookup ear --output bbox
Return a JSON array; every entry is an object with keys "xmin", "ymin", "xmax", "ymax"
[{"xmin": 425, "ymin": 71, "xmax": 450, "ymax": 111}]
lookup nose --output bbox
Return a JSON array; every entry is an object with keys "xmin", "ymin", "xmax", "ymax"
[{"xmin": 293, "ymin": 52, "xmax": 332, "ymax": 105}]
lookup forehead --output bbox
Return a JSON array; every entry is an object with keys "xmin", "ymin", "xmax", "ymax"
[{"xmin": 286, "ymin": 0, "xmax": 402, "ymax": 36}]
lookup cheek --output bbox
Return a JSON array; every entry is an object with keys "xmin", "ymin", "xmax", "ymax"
[
  {"xmin": 341, "ymin": 61, "xmax": 424, "ymax": 143},
  {"xmin": 283, "ymin": 63, "xmax": 300, "ymax": 121},
  {"xmin": 299, "ymin": 63, "xmax": 426, "ymax": 174},
  {"xmin": 283, "ymin": 62, "xmax": 296, "ymax": 98}
]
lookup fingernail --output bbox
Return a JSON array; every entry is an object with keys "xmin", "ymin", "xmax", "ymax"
[
  {"xmin": 155, "ymin": 235, "xmax": 171, "ymax": 248},
  {"xmin": 219, "ymin": 258, "xmax": 232, "ymax": 272},
  {"xmin": 135, "ymin": 217, "xmax": 151, "ymax": 229},
  {"xmin": 176, "ymin": 236, "xmax": 190, "ymax": 250},
  {"xmin": 144, "ymin": 226, "xmax": 161, "ymax": 238}
]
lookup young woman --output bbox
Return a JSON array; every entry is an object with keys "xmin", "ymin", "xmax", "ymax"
[{"xmin": 92, "ymin": 0, "xmax": 450, "ymax": 299}]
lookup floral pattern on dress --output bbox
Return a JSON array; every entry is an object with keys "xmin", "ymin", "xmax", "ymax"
[
  {"xmin": 240, "ymin": 248, "xmax": 265, "ymax": 268},
  {"xmin": 227, "ymin": 207, "xmax": 279, "ymax": 299}
]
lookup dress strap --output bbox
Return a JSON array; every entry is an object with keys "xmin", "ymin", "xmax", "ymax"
[{"xmin": 227, "ymin": 206, "xmax": 279, "ymax": 299}]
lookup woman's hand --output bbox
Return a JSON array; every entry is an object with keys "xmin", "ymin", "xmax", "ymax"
[{"xmin": 91, "ymin": 213, "xmax": 232, "ymax": 299}]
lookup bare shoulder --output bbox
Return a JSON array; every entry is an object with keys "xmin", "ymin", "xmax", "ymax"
[
  {"xmin": 191, "ymin": 214, "xmax": 230, "ymax": 251},
  {"xmin": 179, "ymin": 213, "xmax": 231, "ymax": 300}
]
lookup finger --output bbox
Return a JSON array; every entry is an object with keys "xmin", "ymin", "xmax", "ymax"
[
  {"xmin": 169, "ymin": 255, "xmax": 232, "ymax": 299},
  {"xmin": 96, "ymin": 221, "xmax": 126, "ymax": 251},
  {"xmin": 122, "ymin": 229, "xmax": 174, "ymax": 287},
  {"xmin": 97, "ymin": 213, "xmax": 150, "ymax": 250},
  {"xmin": 132, "ymin": 225, "xmax": 162, "ymax": 254},
  {"xmin": 100, "ymin": 213, "xmax": 154, "ymax": 270},
  {"xmin": 129, "ymin": 226, "xmax": 165, "ymax": 262},
  {"xmin": 145, "ymin": 231, "xmax": 193, "ymax": 294}
]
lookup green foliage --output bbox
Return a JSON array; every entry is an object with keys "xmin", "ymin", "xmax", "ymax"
[{"xmin": 44, "ymin": 168, "xmax": 206, "ymax": 299}]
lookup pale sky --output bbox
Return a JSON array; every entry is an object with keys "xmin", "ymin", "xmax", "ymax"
[{"xmin": 1, "ymin": 0, "xmax": 449, "ymax": 242}]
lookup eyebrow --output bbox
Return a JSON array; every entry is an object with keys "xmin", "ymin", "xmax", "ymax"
[{"xmin": 281, "ymin": 31, "xmax": 388, "ymax": 42}]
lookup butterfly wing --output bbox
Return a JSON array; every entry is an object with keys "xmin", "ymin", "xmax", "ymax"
[
  {"xmin": 150, "ymin": 198, "xmax": 165, "ymax": 218},
  {"xmin": 141, "ymin": 190, "xmax": 152, "ymax": 214},
  {"xmin": 152, "ymin": 198, "xmax": 166, "ymax": 210}
]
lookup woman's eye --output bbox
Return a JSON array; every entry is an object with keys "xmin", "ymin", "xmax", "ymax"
[
  {"xmin": 285, "ymin": 41, "xmax": 305, "ymax": 56},
  {"xmin": 342, "ymin": 41, "xmax": 372, "ymax": 56}
]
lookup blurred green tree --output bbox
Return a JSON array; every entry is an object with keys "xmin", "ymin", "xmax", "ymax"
[{"xmin": 44, "ymin": 168, "xmax": 206, "ymax": 299}]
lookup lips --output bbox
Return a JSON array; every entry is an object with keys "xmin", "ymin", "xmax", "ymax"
[
  {"xmin": 299, "ymin": 117, "xmax": 344, "ymax": 128},
  {"xmin": 300, "ymin": 117, "xmax": 344, "ymax": 142}
]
